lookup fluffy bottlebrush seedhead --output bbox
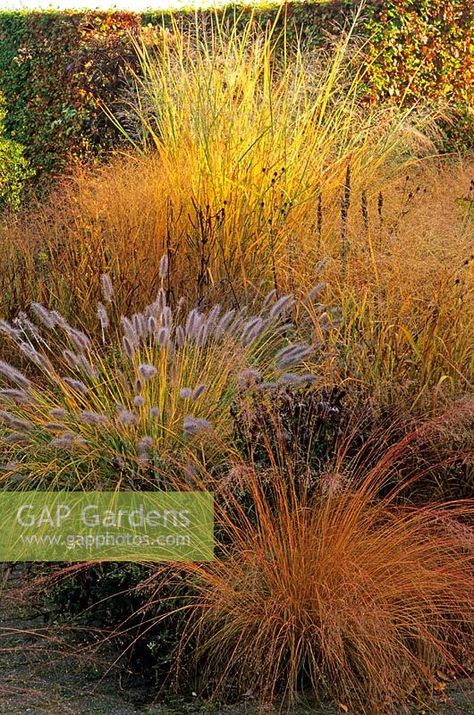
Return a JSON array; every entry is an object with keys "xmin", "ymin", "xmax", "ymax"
[{"xmin": 0, "ymin": 269, "xmax": 322, "ymax": 490}]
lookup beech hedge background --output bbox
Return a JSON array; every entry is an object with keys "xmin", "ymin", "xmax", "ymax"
[{"xmin": 0, "ymin": 0, "xmax": 472, "ymax": 183}]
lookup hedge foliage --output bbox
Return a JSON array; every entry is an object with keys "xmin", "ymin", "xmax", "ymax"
[
  {"xmin": 0, "ymin": 11, "xmax": 138, "ymax": 178},
  {"xmin": 0, "ymin": 0, "xmax": 472, "ymax": 181},
  {"xmin": 0, "ymin": 96, "xmax": 33, "ymax": 208}
]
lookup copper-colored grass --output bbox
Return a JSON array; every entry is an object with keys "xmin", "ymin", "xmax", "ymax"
[
  {"xmin": 175, "ymin": 457, "xmax": 474, "ymax": 712},
  {"xmin": 300, "ymin": 160, "xmax": 474, "ymax": 409}
]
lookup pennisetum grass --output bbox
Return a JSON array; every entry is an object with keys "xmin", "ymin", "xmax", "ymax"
[{"xmin": 0, "ymin": 260, "xmax": 326, "ymax": 490}]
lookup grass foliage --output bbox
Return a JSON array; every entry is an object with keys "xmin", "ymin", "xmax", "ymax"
[{"xmin": 0, "ymin": 12, "xmax": 472, "ymax": 714}]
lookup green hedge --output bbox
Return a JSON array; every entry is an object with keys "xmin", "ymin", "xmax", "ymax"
[
  {"xmin": 0, "ymin": 97, "xmax": 33, "ymax": 208},
  {"xmin": 0, "ymin": 0, "xmax": 472, "ymax": 183},
  {"xmin": 0, "ymin": 10, "xmax": 139, "ymax": 178}
]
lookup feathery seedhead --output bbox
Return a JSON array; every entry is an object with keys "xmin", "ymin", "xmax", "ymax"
[
  {"xmin": 118, "ymin": 410, "xmax": 137, "ymax": 425},
  {"xmin": 13, "ymin": 313, "xmax": 40, "ymax": 338},
  {"xmin": 44, "ymin": 422, "xmax": 67, "ymax": 431},
  {"xmin": 215, "ymin": 309, "xmax": 236, "ymax": 337},
  {"xmin": 242, "ymin": 317, "xmax": 266, "ymax": 344},
  {"xmin": 100, "ymin": 274, "xmax": 114, "ymax": 303},
  {"xmin": 156, "ymin": 287, "xmax": 167, "ymax": 311},
  {"xmin": 0, "ymin": 388, "xmax": 31, "ymax": 404},
  {"xmin": 279, "ymin": 372, "xmax": 307, "ymax": 385},
  {"xmin": 62, "ymin": 377, "xmax": 88, "ymax": 395},
  {"xmin": 63, "ymin": 349, "xmax": 79, "ymax": 370},
  {"xmin": 79, "ymin": 410, "xmax": 107, "ymax": 425},
  {"xmin": 258, "ymin": 381, "xmax": 278, "ymax": 390},
  {"xmin": 121, "ymin": 317, "xmax": 139, "ymax": 345},
  {"xmin": 275, "ymin": 343, "xmax": 312, "ymax": 369},
  {"xmin": 0, "ymin": 320, "xmax": 20, "ymax": 339},
  {"xmin": 175, "ymin": 325, "xmax": 185, "ymax": 347},
  {"xmin": 122, "ymin": 335, "xmax": 135, "ymax": 358},
  {"xmin": 67, "ymin": 328, "xmax": 92, "ymax": 353},
  {"xmin": 49, "ymin": 408, "xmax": 67, "ymax": 418},
  {"xmin": 157, "ymin": 327, "xmax": 170, "ymax": 346},
  {"xmin": 159, "ymin": 253, "xmax": 169, "ymax": 279},
  {"xmin": 50, "ymin": 310, "xmax": 68, "ymax": 329},
  {"xmin": 192, "ymin": 384, "xmax": 207, "ymax": 399},
  {"xmin": 262, "ymin": 288, "xmax": 277, "ymax": 310},
  {"xmin": 307, "ymin": 283, "xmax": 326, "ymax": 301},
  {"xmin": 161, "ymin": 306, "xmax": 172, "ymax": 327},
  {"xmin": 4, "ymin": 432, "xmax": 29, "ymax": 444},
  {"xmin": 207, "ymin": 304, "xmax": 221, "ymax": 325},
  {"xmin": 237, "ymin": 368, "xmax": 261, "ymax": 387},
  {"xmin": 300, "ymin": 373, "xmax": 318, "ymax": 384},
  {"xmin": 138, "ymin": 363, "xmax": 158, "ymax": 380},
  {"xmin": 50, "ymin": 432, "xmax": 76, "ymax": 449},
  {"xmin": 137, "ymin": 435, "xmax": 154, "ymax": 465},
  {"xmin": 0, "ymin": 411, "xmax": 32, "ymax": 431},
  {"xmin": 195, "ymin": 323, "xmax": 209, "ymax": 347},
  {"xmin": 228, "ymin": 313, "xmax": 246, "ymax": 336},
  {"xmin": 76, "ymin": 354, "xmax": 98, "ymax": 379},
  {"xmin": 183, "ymin": 415, "xmax": 212, "ymax": 435},
  {"xmin": 185, "ymin": 310, "xmax": 195, "ymax": 337},
  {"xmin": 241, "ymin": 317, "xmax": 262, "ymax": 339},
  {"xmin": 148, "ymin": 316, "xmax": 158, "ymax": 335},
  {"xmin": 97, "ymin": 302, "xmax": 110, "ymax": 330},
  {"xmin": 269, "ymin": 295, "xmax": 295, "ymax": 319},
  {"xmin": 216, "ymin": 308, "xmax": 235, "ymax": 337},
  {"xmin": 132, "ymin": 313, "xmax": 147, "ymax": 339},
  {"xmin": 134, "ymin": 395, "xmax": 145, "ymax": 407},
  {"xmin": 138, "ymin": 435, "xmax": 154, "ymax": 450},
  {"xmin": 180, "ymin": 387, "xmax": 193, "ymax": 399},
  {"xmin": 150, "ymin": 406, "xmax": 160, "ymax": 418},
  {"xmin": 0, "ymin": 360, "xmax": 30, "ymax": 388},
  {"xmin": 30, "ymin": 302, "xmax": 57, "ymax": 329},
  {"xmin": 18, "ymin": 343, "xmax": 51, "ymax": 372},
  {"xmin": 272, "ymin": 321, "xmax": 294, "ymax": 338}
]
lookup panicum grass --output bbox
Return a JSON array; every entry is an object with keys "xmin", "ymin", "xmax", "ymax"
[{"xmin": 0, "ymin": 13, "xmax": 440, "ymax": 326}]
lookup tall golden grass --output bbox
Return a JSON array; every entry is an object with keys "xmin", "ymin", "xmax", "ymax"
[
  {"xmin": 0, "ymin": 15, "xmax": 441, "ymax": 308},
  {"xmin": 0, "ymin": 18, "xmax": 470, "ymax": 411}
]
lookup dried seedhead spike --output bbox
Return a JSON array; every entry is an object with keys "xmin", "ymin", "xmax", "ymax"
[
  {"xmin": 97, "ymin": 303, "xmax": 110, "ymax": 330},
  {"xmin": 183, "ymin": 415, "xmax": 212, "ymax": 435},
  {"xmin": 269, "ymin": 295, "xmax": 295, "ymax": 320},
  {"xmin": 0, "ymin": 388, "xmax": 31, "ymax": 404},
  {"xmin": 79, "ymin": 410, "xmax": 107, "ymax": 425},
  {"xmin": 159, "ymin": 253, "xmax": 169, "ymax": 279},
  {"xmin": 30, "ymin": 303, "xmax": 57, "ymax": 329},
  {"xmin": 0, "ymin": 360, "xmax": 31, "ymax": 388},
  {"xmin": 100, "ymin": 274, "xmax": 114, "ymax": 303},
  {"xmin": 62, "ymin": 377, "xmax": 88, "ymax": 395},
  {"xmin": 138, "ymin": 364, "xmax": 158, "ymax": 380}
]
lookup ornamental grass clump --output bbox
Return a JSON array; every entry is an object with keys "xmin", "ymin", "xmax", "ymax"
[
  {"xmin": 0, "ymin": 265, "xmax": 318, "ymax": 490},
  {"xmin": 0, "ymin": 12, "xmax": 440, "ymax": 327},
  {"xmin": 175, "ymin": 437, "xmax": 474, "ymax": 713}
]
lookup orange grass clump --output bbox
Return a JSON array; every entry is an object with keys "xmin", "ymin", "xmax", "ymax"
[{"xmin": 175, "ymin": 456, "xmax": 474, "ymax": 712}]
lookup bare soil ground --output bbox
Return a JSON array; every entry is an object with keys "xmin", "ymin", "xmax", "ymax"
[{"xmin": 0, "ymin": 570, "xmax": 472, "ymax": 715}]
